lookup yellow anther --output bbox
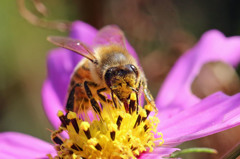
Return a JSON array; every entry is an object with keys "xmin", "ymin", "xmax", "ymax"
[
  {"xmin": 67, "ymin": 111, "xmax": 77, "ymax": 119},
  {"xmin": 118, "ymin": 112, "xmax": 125, "ymax": 118},
  {"xmin": 139, "ymin": 109, "xmax": 147, "ymax": 118},
  {"xmin": 72, "ymin": 154, "xmax": 77, "ymax": 159},
  {"xmin": 130, "ymin": 93, "xmax": 136, "ymax": 101},
  {"xmin": 108, "ymin": 123, "xmax": 117, "ymax": 132},
  {"xmin": 133, "ymin": 150, "xmax": 140, "ymax": 156},
  {"xmin": 144, "ymin": 104, "xmax": 153, "ymax": 112},
  {"xmin": 88, "ymin": 138, "xmax": 98, "ymax": 146},
  {"xmin": 80, "ymin": 121, "xmax": 90, "ymax": 131},
  {"xmin": 57, "ymin": 110, "xmax": 64, "ymax": 117}
]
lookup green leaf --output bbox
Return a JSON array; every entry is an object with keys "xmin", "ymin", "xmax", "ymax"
[{"xmin": 168, "ymin": 147, "xmax": 217, "ymax": 158}]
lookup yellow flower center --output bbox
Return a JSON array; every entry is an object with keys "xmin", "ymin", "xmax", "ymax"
[{"xmin": 48, "ymin": 94, "xmax": 164, "ymax": 159}]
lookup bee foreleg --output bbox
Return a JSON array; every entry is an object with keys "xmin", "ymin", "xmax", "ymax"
[
  {"xmin": 84, "ymin": 81, "xmax": 102, "ymax": 115},
  {"xmin": 97, "ymin": 88, "xmax": 112, "ymax": 104},
  {"xmin": 141, "ymin": 79, "xmax": 158, "ymax": 112}
]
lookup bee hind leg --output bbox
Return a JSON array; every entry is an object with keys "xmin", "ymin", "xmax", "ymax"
[
  {"xmin": 84, "ymin": 81, "xmax": 102, "ymax": 116},
  {"xmin": 66, "ymin": 83, "xmax": 82, "ymax": 112}
]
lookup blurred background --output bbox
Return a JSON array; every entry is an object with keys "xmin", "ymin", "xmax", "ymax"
[{"xmin": 0, "ymin": 0, "xmax": 240, "ymax": 158}]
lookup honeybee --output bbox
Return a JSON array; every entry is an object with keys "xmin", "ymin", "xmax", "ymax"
[{"xmin": 47, "ymin": 25, "xmax": 157, "ymax": 115}]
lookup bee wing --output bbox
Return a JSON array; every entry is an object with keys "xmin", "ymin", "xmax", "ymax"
[
  {"xmin": 47, "ymin": 36, "xmax": 98, "ymax": 64},
  {"xmin": 94, "ymin": 25, "xmax": 126, "ymax": 48}
]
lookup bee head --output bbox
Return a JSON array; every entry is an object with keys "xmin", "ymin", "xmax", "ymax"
[{"xmin": 104, "ymin": 64, "xmax": 139, "ymax": 101}]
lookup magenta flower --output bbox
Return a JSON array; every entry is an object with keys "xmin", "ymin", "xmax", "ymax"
[{"xmin": 1, "ymin": 21, "xmax": 240, "ymax": 158}]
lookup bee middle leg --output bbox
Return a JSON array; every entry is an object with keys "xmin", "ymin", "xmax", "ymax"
[{"xmin": 84, "ymin": 81, "xmax": 102, "ymax": 115}]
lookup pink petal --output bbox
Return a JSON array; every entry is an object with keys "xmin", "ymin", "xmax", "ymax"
[
  {"xmin": 46, "ymin": 48, "xmax": 74, "ymax": 105},
  {"xmin": 156, "ymin": 30, "xmax": 240, "ymax": 112},
  {"xmin": 158, "ymin": 92, "xmax": 240, "ymax": 146},
  {"xmin": 0, "ymin": 132, "xmax": 55, "ymax": 159},
  {"xmin": 42, "ymin": 80, "xmax": 63, "ymax": 129},
  {"xmin": 138, "ymin": 147, "xmax": 179, "ymax": 159}
]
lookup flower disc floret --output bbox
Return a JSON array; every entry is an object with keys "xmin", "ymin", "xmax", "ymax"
[{"xmin": 49, "ymin": 94, "xmax": 163, "ymax": 159}]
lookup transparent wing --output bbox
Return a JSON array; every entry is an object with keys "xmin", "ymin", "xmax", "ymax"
[
  {"xmin": 94, "ymin": 25, "xmax": 126, "ymax": 48},
  {"xmin": 47, "ymin": 36, "xmax": 98, "ymax": 64}
]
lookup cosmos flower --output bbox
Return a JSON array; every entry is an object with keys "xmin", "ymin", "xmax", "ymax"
[{"xmin": 1, "ymin": 21, "xmax": 240, "ymax": 158}]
